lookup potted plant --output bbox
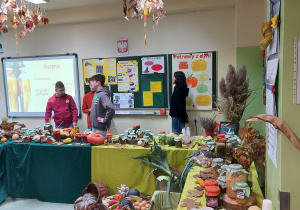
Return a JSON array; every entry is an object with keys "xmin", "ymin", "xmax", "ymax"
[{"xmin": 199, "ymin": 115, "xmax": 217, "ymax": 137}]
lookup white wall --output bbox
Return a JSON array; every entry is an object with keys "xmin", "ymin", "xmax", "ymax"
[{"xmin": 0, "ymin": 0, "xmax": 264, "ymax": 135}]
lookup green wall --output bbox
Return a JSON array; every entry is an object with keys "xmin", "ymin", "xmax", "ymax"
[{"xmin": 236, "ymin": 46, "xmax": 266, "ymax": 136}]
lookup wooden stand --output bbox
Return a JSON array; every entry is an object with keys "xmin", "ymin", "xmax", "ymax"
[{"xmin": 223, "ymin": 194, "xmax": 257, "ymax": 210}]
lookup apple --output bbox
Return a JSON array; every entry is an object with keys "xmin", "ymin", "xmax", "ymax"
[{"xmin": 160, "ymin": 109, "xmax": 166, "ymax": 115}]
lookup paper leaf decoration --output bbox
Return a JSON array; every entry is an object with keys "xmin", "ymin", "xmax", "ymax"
[
  {"xmin": 187, "ymin": 189, "xmax": 204, "ymax": 198},
  {"xmin": 180, "ymin": 198, "xmax": 201, "ymax": 210}
]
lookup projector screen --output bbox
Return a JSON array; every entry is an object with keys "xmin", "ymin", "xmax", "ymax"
[{"xmin": 2, "ymin": 54, "xmax": 81, "ymax": 118}]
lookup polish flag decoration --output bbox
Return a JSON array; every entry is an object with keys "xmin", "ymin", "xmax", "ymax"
[{"xmin": 117, "ymin": 39, "xmax": 129, "ymax": 55}]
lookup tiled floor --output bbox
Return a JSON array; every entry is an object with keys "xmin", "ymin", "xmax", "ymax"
[{"xmin": 0, "ymin": 197, "xmax": 74, "ymax": 210}]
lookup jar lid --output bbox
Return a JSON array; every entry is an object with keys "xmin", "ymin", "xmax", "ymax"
[
  {"xmin": 75, "ymin": 133, "xmax": 82, "ymax": 137},
  {"xmin": 21, "ymin": 127, "xmax": 28, "ymax": 131},
  {"xmin": 204, "ymin": 138, "xmax": 212, "ymax": 141},
  {"xmin": 217, "ymin": 133, "xmax": 225, "ymax": 137},
  {"xmin": 236, "ymin": 182, "xmax": 248, "ymax": 188},
  {"xmin": 220, "ymin": 165, "xmax": 228, "ymax": 170},
  {"xmin": 212, "ymin": 158, "xmax": 224, "ymax": 163},
  {"xmin": 219, "ymin": 138, "xmax": 227, "ymax": 143},
  {"xmin": 174, "ymin": 137, "xmax": 182, "ymax": 141},
  {"xmin": 106, "ymin": 133, "xmax": 112, "ymax": 137},
  {"xmin": 145, "ymin": 130, "xmax": 152, "ymax": 132},
  {"xmin": 44, "ymin": 123, "xmax": 51, "ymax": 126},
  {"xmin": 119, "ymin": 134, "xmax": 125, "ymax": 137},
  {"xmin": 159, "ymin": 131, "xmax": 166, "ymax": 134},
  {"xmin": 228, "ymin": 164, "xmax": 243, "ymax": 170},
  {"xmin": 206, "ymin": 141, "xmax": 215, "ymax": 145},
  {"xmin": 204, "ymin": 179, "xmax": 218, "ymax": 186},
  {"xmin": 53, "ymin": 129, "xmax": 60, "ymax": 133},
  {"xmin": 218, "ymin": 176, "xmax": 226, "ymax": 182},
  {"xmin": 205, "ymin": 186, "xmax": 220, "ymax": 196}
]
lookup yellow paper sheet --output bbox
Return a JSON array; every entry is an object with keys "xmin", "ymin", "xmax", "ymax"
[
  {"xmin": 143, "ymin": 91, "xmax": 153, "ymax": 106},
  {"xmin": 150, "ymin": 81, "xmax": 162, "ymax": 93}
]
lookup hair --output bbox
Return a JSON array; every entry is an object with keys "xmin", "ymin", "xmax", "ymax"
[
  {"xmin": 174, "ymin": 71, "xmax": 187, "ymax": 88},
  {"xmin": 55, "ymin": 81, "xmax": 64, "ymax": 89},
  {"xmin": 90, "ymin": 74, "xmax": 105, "ymax": 86}
]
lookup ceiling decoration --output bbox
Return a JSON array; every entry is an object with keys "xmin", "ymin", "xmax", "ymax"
[{"xmin": 123, "ymin": 0, "xmax": 166, "ymax": 45}]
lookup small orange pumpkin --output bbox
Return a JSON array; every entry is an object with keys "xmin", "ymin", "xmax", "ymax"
[
  {"xmin": 186, "ymin": 75, "xmax": 198, "ymax": 88},
  {"xmin": 87, "ymin": 132, "xmax": 105, "ymax": 145}
]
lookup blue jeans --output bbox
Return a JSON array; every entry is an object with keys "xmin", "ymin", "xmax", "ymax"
[
  {"xmin": 55, "ymin": 124, "xmax": 73, "ymax": 129},
  {"xmin": 92, "ymin": 128, "xmax": 106, "ymax": 139},
  {"xmin": 172, "ymin": 117, "xmax": 185, "ymax": 135}
]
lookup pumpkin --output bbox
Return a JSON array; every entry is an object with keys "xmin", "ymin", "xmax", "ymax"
[
  {"xmin": 87, "ymin": 132, "xmax": 105, "ymax": 145},
  {"xmin": 186, "ymin": 75, "xmax": 198, "ymax": 88},
  {"xmin": 1, "ymin": 137, "xmax": 7, "ymax": 142},
  {"xmin": 12, "ymin": 134, "xmax": 19, "ymax": 140}
]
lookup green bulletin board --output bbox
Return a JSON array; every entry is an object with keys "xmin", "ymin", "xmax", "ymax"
[{"xmin": 83, "ymin": 54, "xmax": 168, "ymax": 109}]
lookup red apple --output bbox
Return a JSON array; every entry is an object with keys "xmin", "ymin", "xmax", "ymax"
[{"xmin": 160, "ymin": 109, "xmax": 166, "ymax": 115}]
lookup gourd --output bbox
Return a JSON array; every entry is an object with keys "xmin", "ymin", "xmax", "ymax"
[
  {"xmin": 167, "ymin": 138, "xmax": 175, "ymax": 146},
  {"xmin": 70, "ymin": 126, "xmax": 80, "ymax": 139},
  {"xmin": 33, "ymin": 135, "xmax": 41, "ymax": 142},
  {"xmin": 87, "ymin": 132, "xmax": 105, "ymax": 145},
  {"xmin": 127, "ymin": 189, "xmax": 140, "ymax": 197},
  {"xmin": 1, "ymin": 137, "xmax": 7, "ymax": 142},
  {"xmin": 63, "ymin": 138, "xmax": 72, "ymax": 144},
  {"xmin": 12, "ymin": 134, "xmax": 19, "ymax": 140},
  {"xmin": 197, "ymin": 178, "xmax": 204, "ymax": 187}
]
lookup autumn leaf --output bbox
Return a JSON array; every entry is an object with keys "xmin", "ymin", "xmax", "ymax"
[
  {"xmin": 187, "ymin": 189, "xmax": 204, "ymax": 198},
  {"xmin": 180, "ymin": 198, "xmax": 201, "ymax": 210}
]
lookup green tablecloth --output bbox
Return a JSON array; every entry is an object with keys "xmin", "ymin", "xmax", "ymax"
[
  {"xmin": 0, "ymin": 142, "xmax": 9, "ymax": 203},
  {"xmin": 2, "ymin": 141, "xmax": 91, "ymax": 204},
  {"xmin": 91, "ymin": 144, "xmax": 196, "ymax": 196}
]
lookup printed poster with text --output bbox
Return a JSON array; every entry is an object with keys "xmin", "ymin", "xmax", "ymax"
[
  {"xmin": 172, "ymin": 52, "xmax": 213, "ymax": 110},
  {"xmin": 141, "ymin": 56, "xmax": 165, "ymax": 74},
  {"xmin": 83, "ymin": 58, "xmax": 117, "ymax": 85},
  {"xmin": 117, "ymin": 60, "xmax": 139, "ymax": 92}
]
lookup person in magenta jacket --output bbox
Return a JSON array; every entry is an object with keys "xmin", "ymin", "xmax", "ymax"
[{"xmin": 45, "ymin": 81, "xmax": 78, "ymax": 129}]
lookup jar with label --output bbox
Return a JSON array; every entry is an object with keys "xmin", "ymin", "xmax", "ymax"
[
  {"xmin": 136, "ymin": 129, "xmax": 144, "ymax": 138},
  {"xmin": 20, "ymin": 127, "xmax": 28, "ymax": 136},
  {"xmin": 22, "ymin": 135, "xmax": 30, "ymax": 143},
  {"xmin": 29, "ymin": 130, "xmax": 36, "ymax": 139},
  {"xmin": 218, "ymin": 165, "xmax": 228, "ymax": 177},
  {"xmin": 44, "ymin": 123, "xmax": 53, "ymax": 134},
  {"xmin": 212, "ymin": 158, "xmax": 224, "ymax": 179},
  {"xmin": 231, "ymin": 182, "xmax": 250, "ymax": 204},
  {"xmin": 144, "ymin": 130, "xmax": 154, "ymax": 140},
  {"xmin": 226, "ymin": 164, "xmax": 248, "ymax": 199},
  {"xmin": 217, "ymin": 176, "xmax": 227, "ymax": 195},
  {"xmin": 158, "ymin": 134, "xmax": 167, "ymax": 145},
  {"xmin": 206, "ymin": 141, "xmax": 216, "ymax": 152},
  {"xmin": 205, "ymin": 186, "xmax": 220, "ymax": 209},
  {"xmin": 53, "ymin": 130, "xmax": 61, "ymax": 142},
  {"xmin": 226, "ymin": 139, "xmax": 238, "ymax": 162},
  {"xmin": 216, "ymin": 139, "xmax": 226, "ymax": 157},
  {"xmin": 118, "ymin": 134, "xmax": 126, "ymax": 144},
  {"xmin": 125, "ymin": 128, "xmax": 133, "ymax": 135},
  {"xmin": 41, "ymin": 131, "xmax": 50, "ymax": 139},
  {"xmin": 174, "ymin": 137, "xmax": 182, "ymax": 148},
  {"xmin": 34, "ymin": 126, "xmax": 42, "ymax": 135}
]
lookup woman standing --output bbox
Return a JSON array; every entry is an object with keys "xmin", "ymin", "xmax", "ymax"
[{"xmin": 169, "ymin": 71, "xmax": 189, "ymax": 134}]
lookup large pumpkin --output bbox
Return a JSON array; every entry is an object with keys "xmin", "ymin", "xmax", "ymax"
[{"xmin": 87, "ymin": 132, "xmax": 105, "ymax": 145}]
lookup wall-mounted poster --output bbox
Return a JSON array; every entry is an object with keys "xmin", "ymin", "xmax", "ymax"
[
  {"xmin": 171, "ymin": 52, "xmax": 214, "ymax": 110},
  {"xmin": 113, "ymin": 92, "xmax": 134, "ymax": 109},
  {"xmin": 83, "ymin": 58, "xmax": 117, "ymax": 85},
  {"xmin": 117, "ymin": 60, "xmax": 139, "ymax": 92},
  {"xmin": 141, "ymin": 56, "xmax": 165, "ymax": 74}
]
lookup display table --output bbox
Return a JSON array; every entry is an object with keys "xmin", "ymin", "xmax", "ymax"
[
  {"xmin": 1, "ymin": 141, "xmax": 91, "ymax": 204},
  {"xmin": 177, "ymin": 163, "xmax": 264, "ymax": 209},
  {"xmin": 0, "ymin": 142, "xmax": 9, "ymax": 203},
  {"xmin": 91, "ymin": 144, "xmax": 197, "ymax": 195}
]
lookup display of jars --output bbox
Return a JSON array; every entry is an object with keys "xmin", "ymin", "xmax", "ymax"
[
  {"xmin": 118, "ymin": 134, "xmax": 126, "ymax": 144},
  {"xmin": 204, "ymin": 138, "xmax": 213, "ymax": 145},
  {"xmin": 125, "ymin": 128, "xmax": 133, "ymax": 135},
  {"xmin": 22, "ymin": 135, "xmax": 30, "ymax": 143},
  {"xmin": 144, "ymin": 130, "xmax": 154, "ymax": 140},
  {"xmin": 34, "ymin": 126, "xmax": 42, "ymax": 135},
  {"xmin": 53, "ymin": 130, "xmax": 61, "ymax": 142},
  {"xmin": 205, "ymin": 186, "xmax": 220, "ymax": 209},
  {"xmin": 217, "ymin": 176, "xmax": 227, "ymax": 195},
  {"xmin": 82, "ymin": 133, "xmax": 89, "ymax": 143},
  {"xmin": 75, "ymin": 133, "xmax": 82, "ymax": 142},
  {"xmin": 174, "ymin": 137, "xmax": 182, "ymax": 148},
  {"xmin": 136, "ymin": 129, "xmax": 144, "ymax": 138},
  {"xmin": 226, "ymin": 139, "xmax": 238, "ymax": 162},
  {"xmin": 20, "ymin": 127, "xmax": 28, "ymax": 136},
  {"xmin": 206, "ymin": 141, "xmax": 216, "ymax": 152},
  {"xmin": 212, "ymin": 158, "xmax": 224, "ymax": 179},
  {"xmin": 226, "ymin": 164, "xmax": 248, "ymax": 199},
  {"xmin": 231, "ymin": 182, "xmax": 250, "ymax": 204},
  {"xmin": 216, "ymin": 138, "xmax": 227, "ymax": 157}
]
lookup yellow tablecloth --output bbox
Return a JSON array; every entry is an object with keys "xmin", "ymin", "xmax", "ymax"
[
  {"xmin": 177, "ymin": 163, "xmax": 264, "ymax": 209},
  {"xmin": 91, "ymin": 144, "xmax": 197, "ymax": 195}
]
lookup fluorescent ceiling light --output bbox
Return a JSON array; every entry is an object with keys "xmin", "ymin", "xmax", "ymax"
[{"xmin": 26, "ymin": 0, "xmax": 49, "ymax": 4}]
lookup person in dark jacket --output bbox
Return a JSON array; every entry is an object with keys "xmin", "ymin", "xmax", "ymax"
[
  {"xmin": 169, "ymin": 71, "xmax": 189, "ymax": 134},
  {"xmin": 89, "ymin": 74, "xmax": 115, "ymax": 138}
]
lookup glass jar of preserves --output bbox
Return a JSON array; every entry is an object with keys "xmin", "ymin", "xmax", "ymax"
[
  {"xmin": 82, "ymin": 133, "xmax": 89, "ymax": 143},
  {"xmin": 204, "ymin": 138, "xmax": 213, "ymax": 145},
  {"xmin": 232, "ymin": 182, "xmax": 250, "ymax": 204},
  {"xmin": 75, "ymin": 133, "xmax": 82, "ymax": 143},
  {"xmin": 106, "ymin": 131, "xmax": 112, "ymax": 143},
  {"xmin": 20, "ymin": 127, "xmax": 28, "ymax": 136},
  {"xmin": 35, "ymin": 126, "xmax": 42, "ymax": 135},
  {"xmin": 216, "ymin": 139, "xmax": 226, "ymax": 157},
  {"xmin": 174, "ymin": 137, "xmax": 182, "ymax": 148},
  {"xmin": 53, "ymin": 130, "xmax": 61, "ymax": 142},
  {"xmin": 212, "ymin": 158, "xmax": 224, "ymax": 179},
  {"xmin": 136, "ymin": 129, "xmax": 144, "ymax": 138},
  {"xmin": 218, "ymin": 165, "xmax": 228, "ymax": 177},
  {"xmin": 145, "ymin": 130, "xmax": 154, "ymax": 140},
  {"xmin": 22, "ymin": 135, "xmax": 30, "ymax": 143},
  {"xmin": 158, "ymin": 134, "xmax": 167, "ymax": 145},
  {"xmin": 118, "ymin": 134, "xmax": 126, "ymax": 144},
  {"xmin": 226, "ymin": 139, "xmax": 238, "ymax": 162},
  {"xmin": 217, "ymin": 176, "xmax": 227, "ymax": 195},
  {"xmin": 205, "ymin": 186, "xmax": 220, "ymax": 209},
  {"xmin": 226, "ymin": 164, "xmax": 248, "ymax": 199},
  {"xmin": 206, "ymin": 141, "xmax": 216, "ymax": 152},
  {"xmin": 44, "ymin": 123, "xmax": 53, "ymax": 134}
]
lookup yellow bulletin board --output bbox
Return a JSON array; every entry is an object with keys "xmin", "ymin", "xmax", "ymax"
[
  {"xmin": 82, "ymin": 54, "xmax": 168, "ymax": 109},
  {"xmin": 169, "ymin": 51, "xmax": 217, "ymax": 110}
]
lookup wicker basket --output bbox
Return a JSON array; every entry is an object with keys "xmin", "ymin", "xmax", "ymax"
[
  {"xmin": 82, "ymin": 182, "xmax": 109, "ymax": 204},
  {"xmin": 126, "ymin": 138, "xmax": 140, "ymax": 145},
  {"xmin": 153, "ymin": 167, "xmax": 182, "ymax": 192}
]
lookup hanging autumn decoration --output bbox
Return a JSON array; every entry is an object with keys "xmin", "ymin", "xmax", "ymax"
[
  {"xmin": 123, "ymin": 0, "xmax": 166, "ymax": 45},
  {"xmin": 0, "ymin": 0, "xmax": 50, "ymax": 55}
]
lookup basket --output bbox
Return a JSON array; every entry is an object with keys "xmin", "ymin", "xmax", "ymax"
[
  {"xmin": 126, "ymin": 138, "xmax": 140, "ymax": 145},
  {"xmin": 82, "ymin": 182, "xmax": 109, "ymax": 204},
  {"xmin": 153, "ymin": 167, "xmax": 182, "ymax": 192}
]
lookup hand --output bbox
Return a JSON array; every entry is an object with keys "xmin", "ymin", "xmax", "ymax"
[
  {"xmin": 97, "ymin": 117, "xmax": 104, "ymax": 123},
  {"xmin": 89, "ymin": 108, "xmax": 91, "ymax": 113},
  {"xmin": 73, "ymin": 122, "xmax": 77, "ymax": 126}
]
